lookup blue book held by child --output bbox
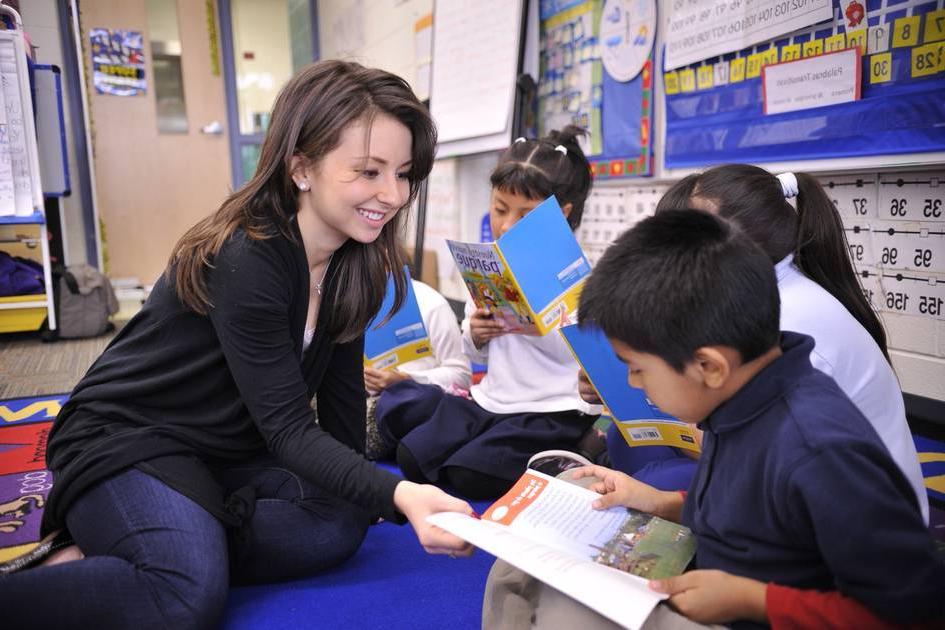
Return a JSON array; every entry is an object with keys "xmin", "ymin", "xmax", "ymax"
[
  {"xmin": 447, "ymin": 196, "xmax": 591, "ymax": 336},
  {"xmin": 559, "ymin": 323, "xmax": 700, "ymax": 452},
  {"xmin": 364, "ymin": 266, "xmax": 432, "ymax": 369}
]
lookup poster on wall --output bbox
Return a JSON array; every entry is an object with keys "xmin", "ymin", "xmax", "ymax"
[
  {"xmin": 89, "ymin": 28, "xmax": 146, "ymax": 96},
  {"xmin": 538, "ymin": 0, "xmax": 655, "ymax": 178},
  {"xmin": 663, "ymin": 0, "xmax": 833, "ymax": 70}
]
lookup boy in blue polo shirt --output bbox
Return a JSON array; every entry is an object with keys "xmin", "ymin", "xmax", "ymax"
[{"xmin": 483, "ymin": 209, "xmax": 944, "ymax": 629}]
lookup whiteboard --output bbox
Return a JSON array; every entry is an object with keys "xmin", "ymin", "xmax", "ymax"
[{"xmin": 430, "ymin": 0, "xmax": 524, "ymax": 156}]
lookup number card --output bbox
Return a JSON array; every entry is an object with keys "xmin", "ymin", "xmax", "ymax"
[
  {"xmin": 820, "ymin": 175, "xmax": 878, "ymax": 218},
  {"xmin": 878, "ymin": 173, "xmax": 945, "ymax": 222},
  {"xmin": 713, "ymin": 60, "xmax": 730, "ymax": 86},
  {"xmin": 679, "ymin": 68, "xmax": 696, "ymax": 92},
  {"xmin": 762, "ymin": 46, "xmax": 779, "ymax": 67},
  {"xmin": 912, "ymin": 43, "xmax": 942, "ymax": 78},
  {"xmin": 868, "ymin": 24, "xmax": 890, "ymax": 54},
  {"xmin": 664, "ymin": 71, "xmax": 680, "ymax": 94},
  {"xmin": 825, "ymin": 34, "xmax": 846, "ymax": 53},
  {"xmin": 870, "ymin": 52, "xmax": 892, "ymax": 83},
  {"xmin": 846, "ymin": 30, "xmax": 867, "ymax": 55},
  {"xmin": 845, "ymin": 222, "xmax": 874, "ymax": 268},
  {"xmin": 746, "ymin": 52, "xmax": 763, "ymax": 78},
  {"xmin": 729, "ymin": 56, "xmax": 746, "ymax": 82},
  {"xmin": 925, "ymin": 9, "xmax": 945, "ymax": 43},
  {"xmin": 781, "ymin": 43, "xmax": 801, "ymax": 62},
  {"xmin": 697, "ymin": 65, "xmax": 714, "ymax": 90},
  {"xmin": 879, "ymin": 271, "xmax": 945, "ymax": 320},
  {"xmin": 857, "ymin": 267, "xmax": 883, "ymax": 311},
  {"xmin": 803, "ymin": 38, "xmax": 824, "ymax": 57},
  {"xmin": 872, "ymin": 221, "xmax": 945, "ymax": 274},
  {"xmin": 892, "ymin": 16, "xmax": 920, "ymax": 48}
]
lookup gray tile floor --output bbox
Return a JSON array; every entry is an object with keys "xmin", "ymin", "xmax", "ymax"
[{"xmin": 0, "ymin": 328, "xmax": 117, "ymax": 398}]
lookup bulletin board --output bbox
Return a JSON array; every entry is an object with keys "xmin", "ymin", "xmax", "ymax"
[
  {"xmin": 538, "ymin": 0, "xmax": 656, "ymax": 179},
  {"xmin": 662, "ymin": 0, "xmax": 945, "ymax": 168}
]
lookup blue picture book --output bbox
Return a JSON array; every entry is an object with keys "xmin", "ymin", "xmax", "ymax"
[
  {"xmin": 364, "ymin": 267, "xmax": 432, "ymax": 369},
  {"xmin": 559, "ymin": 324, "xmax": 700, "ymax": 452},
  {"xmin": 447, "ymin": 196, "xmax": 591, "ymax": 336}
]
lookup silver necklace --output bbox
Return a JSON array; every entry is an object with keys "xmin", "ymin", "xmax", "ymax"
[{"xmin": 313, "ymin": 254, "xmax": 333, "ymax": 296}]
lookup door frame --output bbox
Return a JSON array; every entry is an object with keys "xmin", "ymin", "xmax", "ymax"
[{"xmin": 217, "ymin": 0, "xmax": 320, "ymax": 189}]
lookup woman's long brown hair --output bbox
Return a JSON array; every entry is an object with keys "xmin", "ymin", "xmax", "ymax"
[{"xmin": 167, "ymin": 61, "xmax": 436, "ymax": 342}]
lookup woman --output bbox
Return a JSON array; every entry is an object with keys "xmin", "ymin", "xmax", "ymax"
[{"xmin": 2, "ymin": 60, "xmax": 472, "ymax": 629}]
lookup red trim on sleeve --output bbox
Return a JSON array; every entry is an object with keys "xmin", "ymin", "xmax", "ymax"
[{"xmin": 766, "ymin": 583, "xmax": 901, "ymax": 630}]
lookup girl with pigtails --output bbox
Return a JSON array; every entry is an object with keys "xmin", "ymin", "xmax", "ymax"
[{"xmin": 376, "ymin": 126, "xmax": 602, "ymax": 500}]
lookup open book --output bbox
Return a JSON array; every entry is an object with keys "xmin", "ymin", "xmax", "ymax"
[
  {"xmin": 363, "ymin": 267, "xmax": 432, "ymax": 369},
  {"xmin": 559, "ymin": 324, "xmax": 700, "ymax": 453},
  {"xmin": 447, "ymin": 196, "xmax": 591, "ymax": 336},
  {"xmin": 428, "ymin": 464, "xmax": 696, "ymax": 630}
]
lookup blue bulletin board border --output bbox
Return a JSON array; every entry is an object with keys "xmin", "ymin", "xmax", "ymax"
[{"xmin": 663, "ymin": 0, "xmax": 945, "ymax": 168}]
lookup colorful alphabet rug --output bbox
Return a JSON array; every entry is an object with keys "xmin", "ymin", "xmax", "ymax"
[{"xmin": 0, "ymin": 393, "xmax": 67, "ymax": 568}]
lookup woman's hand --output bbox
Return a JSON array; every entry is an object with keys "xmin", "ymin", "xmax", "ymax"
[
  {"xmin": 577, "ymin": 369, "xmax": 603, "ymax": 405},
  {"xmin": 649, "ymin": 570, "xmax": 767, "ymax": 624},
  {"xmin": 393, "ymin": 480, "xmax": 475, "ymax": 556},
  {"xmin": 469, "ymin": 308, "xmax": 507, "ymax": 349},
  {"xmin": 570, "ymin": 464, "xmax": 684, "ymax": 522},
  {"xmin": 364, "ymin": 367, "xmax": 410, "ymax": 396}
]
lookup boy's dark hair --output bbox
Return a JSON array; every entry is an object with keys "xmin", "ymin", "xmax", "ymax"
[
  {"xmin": 489, "ymin": 125, "xmax": 592, "ymax": 229},
  {"xmin": 656, "ymin": 164, "xmax": 888, "ymax": 361},
  {"xmin": 579, "ymin": 209, "xmax": 780, "ymax": 371}
]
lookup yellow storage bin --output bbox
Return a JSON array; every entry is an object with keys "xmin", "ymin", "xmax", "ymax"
[{"xmin": 0, "ymin": 294, "xmax": 49, "ymax": 333}]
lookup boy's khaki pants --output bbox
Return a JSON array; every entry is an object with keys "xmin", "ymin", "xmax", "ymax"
[{"xmin": 482, "ymin": 559, "xmax": 726, "ymax": 630}]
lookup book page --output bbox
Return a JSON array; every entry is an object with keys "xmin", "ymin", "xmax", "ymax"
[
  {"xmin": 428, "ymin": 512, "xmax": 663, "ymax": 630},
  {"xmin": 483, "ymin": 471, "xmax": 696, "ymax": 578},
  {"xmin": 446, "ymin": 239, "xmax": 539, "ymax": 334},
  {"xmin": 485, "ymin": 470, "xmax": 627, "ymax": 558}
]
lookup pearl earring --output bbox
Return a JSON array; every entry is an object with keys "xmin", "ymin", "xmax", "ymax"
[{"xmin": 297, "ymin": 181, "xmax": 310, "ymax": 191}]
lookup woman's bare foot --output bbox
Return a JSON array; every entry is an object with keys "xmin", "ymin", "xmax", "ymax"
[{"xmin": 41, "ymin": 544, "xmax": 84, "ymax": 567}]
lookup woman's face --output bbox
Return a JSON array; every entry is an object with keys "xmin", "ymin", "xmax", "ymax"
[{"xmin": 298, "ymin": 113, "xmax": 413, "ymax": 246}]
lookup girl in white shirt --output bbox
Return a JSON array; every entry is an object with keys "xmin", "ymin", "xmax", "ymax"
[
  {"xmin": 602, "ymin": 164, "xmax": 928, "ymax": 523},
  {"xmin": 376, "ymin": 126, "xmax": 600, "ymax": 499},
  {"xmin": 363, "ymin": 278, "xmax": 471, "ymax": 459}
]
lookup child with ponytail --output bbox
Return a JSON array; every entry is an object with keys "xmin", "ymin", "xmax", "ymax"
[{"xmin": 376, "ymin": 126, "xmax": 601, "ymax": 500}]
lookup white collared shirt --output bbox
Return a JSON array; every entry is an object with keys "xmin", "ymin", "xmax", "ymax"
[
  {"xmin": 777, "ymin": 255, "xmax": 929, "ymax": 523},
  {"xmin": 397, "ymin": 280, "xmax": 471, "ymax": 391},
  {"xmin": 462, "ymin": 299, "xmax": 600, "ymax": 416}
]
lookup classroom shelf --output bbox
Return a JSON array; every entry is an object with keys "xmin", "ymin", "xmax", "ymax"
[{"xmin": 0, "ymin": 6, "xmax": 57, "ymax": 336}]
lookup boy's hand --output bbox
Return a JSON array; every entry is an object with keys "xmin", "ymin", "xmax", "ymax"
[
  {"xmin": 577, "ymin": 369, "xmax": 603, "ymax": 405},
  {"xmin": 650, "ymin": 570, "xmax": 767, "ymax": 624},
  {"xmin": 571, "ymin": 465, "xmax": 684, "ymax": 522},
  {"xmin": 469, "ymin": 307, "xmax": 507, "ymax": 349},
  {"xmin": 393, "ymin": 480, "xmax": 476, "ymax": 557},
  {"xmin": 364, "ymin": 367, "xmax": 411, "ymax": 395}
]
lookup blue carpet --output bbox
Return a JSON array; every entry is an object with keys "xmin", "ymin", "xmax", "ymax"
[{"xmin": 223, "ymin": 462, "xmax": 495, "ymax": 630}]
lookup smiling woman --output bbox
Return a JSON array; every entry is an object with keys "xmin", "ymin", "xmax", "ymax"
[{"xmin": 0, "ymin": 60, "xmax": 477, "ymax": 630}]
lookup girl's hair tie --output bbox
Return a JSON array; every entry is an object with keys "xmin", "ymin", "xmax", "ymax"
[
  {"xmin": 776, "ymin": 172, "xmax": 799, "ymax": 198},
  {"xmin": 514, "ymin": 137, "xmax": 527, "ymax": 143},
  {"xmin": 554, "ymin": 144, "xmax": 568, "ymax": 155}
]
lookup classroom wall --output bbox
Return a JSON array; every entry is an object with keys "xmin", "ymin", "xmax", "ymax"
[
  {"xmin": 317, "ymin": 0, "xmax": 431, "ymax": 95},
  {"xmin": 20, "ymin": 0, "xmax": 91, "ymax": 267}
]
